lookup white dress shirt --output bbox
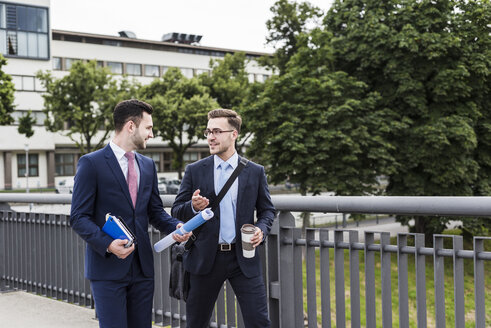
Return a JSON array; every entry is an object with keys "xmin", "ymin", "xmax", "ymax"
[{"xmin": 109, "ymin": 140, "xmax": 140, "ymax": 187}]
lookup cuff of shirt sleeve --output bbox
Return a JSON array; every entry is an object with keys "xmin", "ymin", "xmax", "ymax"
[{"xmin": 190, "ymin": 202, "xmax": 198, "ymax": 214}]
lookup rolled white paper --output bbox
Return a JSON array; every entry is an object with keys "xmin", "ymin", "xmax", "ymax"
[{"xmin": 153, "ymin": 208, "xmax": 214, "ymax": 253}]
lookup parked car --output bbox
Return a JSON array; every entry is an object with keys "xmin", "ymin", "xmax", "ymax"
[
  {"xmin": 157, "ymin": 178, "xmax": 168, "ymax": 194},
  {"xmin": 165, "ymin": 179, "xmax": 181, "ymax": 194},
  {"xmin": 56, "ymin": 177, "xmax": 75, "ymax": 194},
  {"xmin": 157, "ymin": 178, "xmax": 181, "ymax": 194}
]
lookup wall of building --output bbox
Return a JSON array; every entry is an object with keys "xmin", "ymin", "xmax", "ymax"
[{"xmin": 0, "ymin": 0, "xmax": 270, "ymax": 190}]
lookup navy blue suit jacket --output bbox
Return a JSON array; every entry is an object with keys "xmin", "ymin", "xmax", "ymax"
[
  {"xmin": 171, "ymin": 155, "xmax": 276, "ymax": 278},
  {"xmin": 70, "ymin": 144, "xmax": 180, "ymax": 281}
]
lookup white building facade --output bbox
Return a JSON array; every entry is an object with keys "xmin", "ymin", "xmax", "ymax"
[{"xmin": 0, "ymin": 0, "xmax": 271, "ymax": 190}]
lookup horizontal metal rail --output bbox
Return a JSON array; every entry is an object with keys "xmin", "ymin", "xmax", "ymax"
[
  {"xmin": 3, "ymin": 194, "xmax": 491, "ymax": 217},
  {"xmin": 283, "ymin": 238, "xmax": 491, "ymax": 260}
]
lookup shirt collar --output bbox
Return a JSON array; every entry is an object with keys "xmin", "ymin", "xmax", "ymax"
[
  {"xmin": 109, "ymin": 140, "xmax": 133, "ymax": 161},
  {"xmin": 214, "ymin": 152, "xmax": 238, "ymax": 170}
]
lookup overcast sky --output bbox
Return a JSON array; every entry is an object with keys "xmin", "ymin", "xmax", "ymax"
[{"xmin": 50, "ymin": 0, "xmax": 333, "ymax": 54}]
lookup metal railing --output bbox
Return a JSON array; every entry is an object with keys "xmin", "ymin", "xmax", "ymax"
[{"xmin": 1, "ymin": 194, "xmax": 490, "ymax": 328}]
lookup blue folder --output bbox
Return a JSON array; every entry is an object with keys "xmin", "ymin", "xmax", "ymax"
[{"xmin": 102, "ymin": 213, "xmax": 136, "ymax": 248}]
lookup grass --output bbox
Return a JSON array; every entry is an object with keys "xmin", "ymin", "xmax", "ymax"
[{"xmin": 301, "ymin": 233, "xmax": 491, "ymax": 327}]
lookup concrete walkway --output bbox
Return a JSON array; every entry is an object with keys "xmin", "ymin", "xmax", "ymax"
[{"xmin": 0, "ymin": 291, "xmax": 163, "ymax": 328}]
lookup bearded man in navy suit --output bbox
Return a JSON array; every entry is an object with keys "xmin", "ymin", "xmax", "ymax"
[
  {"xmin": 172, "ymin": 108, "xmax": 276, "ymax": 328},
  {"xmin": 70, "ymin": 99, "xmax": 191, "ymax": 328}
]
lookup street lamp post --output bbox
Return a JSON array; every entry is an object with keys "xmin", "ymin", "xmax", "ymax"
[{"xmin": 24, "ymin": 143, "xmax": 29, "ymax": 193}]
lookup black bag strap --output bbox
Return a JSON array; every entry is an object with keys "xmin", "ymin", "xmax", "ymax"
[
  {"xmin": 210, "ymin": 157, "xmax": 249, "ymax": 211},
  {"xmin": 185, "ymin": 157, "xmax": 249, "ymax": 250}
]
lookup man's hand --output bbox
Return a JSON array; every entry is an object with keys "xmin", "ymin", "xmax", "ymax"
[
  {"xmin": 250, "ymin": 227, "xmax": 264, "ymax": 248},
  {"xmin": 192, "ymin": 189, "xmax": 209, "ymax": 212},
  {"xmin": 173, "ymin": 223, "xmax": 193, "ymax": 243},
  {"xmin": 108, "ymin": 239, "xmax": 135, "ymax": 259}
]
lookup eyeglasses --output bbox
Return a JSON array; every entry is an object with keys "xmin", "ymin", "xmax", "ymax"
[{"xmin": 203, "ymin": 128, "xmax": 235, "ymax": 137}]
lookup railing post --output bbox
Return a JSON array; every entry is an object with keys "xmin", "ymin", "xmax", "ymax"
[
  {"xmin": 305, "ymin": 228, "xmax": 317, "ymax": 328},
  {"xmin": 267, "ymin": 214, "xmax": 281, "ymax": 328},
  {"xmin": 365, "ymin": 232, "xmax": 376, "ymax": 328},
  {"xmin": 414, "ymin": 234, "xmax": 427, "ymax": 328},
  {"xmin": 433, "ymin": 235, "xmax": 446, "ymax": 328},
  {"xmin": 0, "ymin": 211, "xmax": 7, "ymax": 292},
  {"xmin": 380, "ymin": 232, "xmax": 392, "ymax": 328},
  {"xmin": 334, "ymin": 230, "xmax": 346, "ymax": 328},
  {"xmin": 319, "ymin": 229, "xmax": 331, "ymax": 328},
  {"xmin": 452, "ymin": 236, "xmax": 464, "ymax": 328},
  {"xmin": 349, "ymin": 230, "xmax": 361, "ymax": 328},
  {"xmin": 278, "ymin": 210, "xmax": 297, "ymax": 328},
  {"xmin": 474, "ymin": 237, "xmax": 490, "ymax": 328},
  {"xmin": 397, "ymin": 234, "xmax": 409, "ymax": 328}
]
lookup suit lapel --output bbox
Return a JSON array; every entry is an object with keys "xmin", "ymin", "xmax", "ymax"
[
  {"xmin": 104, "ymin": 145, "xmax": 133, "ymax": 208},
  {"xmin": 236, "ymin": 156, "xmax": 250, "ymax": 218},
  {"xmin": 135, "ymin": 153, "xmax": 146, "ymax": 209}
]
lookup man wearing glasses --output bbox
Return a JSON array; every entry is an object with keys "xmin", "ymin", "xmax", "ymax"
[{"xmin": 172, "ymin": 108, "xmax": 276, "ymax": 327}]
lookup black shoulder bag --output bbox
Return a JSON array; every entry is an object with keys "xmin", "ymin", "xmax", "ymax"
[{"xmin": 169, "ymin": 157, "xmax": 249, "ymax": 301}]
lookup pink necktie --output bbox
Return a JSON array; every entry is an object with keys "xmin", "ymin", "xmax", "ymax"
[{"xmin": 124, "ymin": 152, "xmax": 137, "ymax": 207}]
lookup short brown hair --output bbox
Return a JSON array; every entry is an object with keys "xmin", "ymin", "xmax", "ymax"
[
  {"xmin": 208, "ymin": 108, "xmax": 242, "ymax": 133},
  {"xmin": 113, "ymin": 99, "xmax": 153, "ymax": 132}
]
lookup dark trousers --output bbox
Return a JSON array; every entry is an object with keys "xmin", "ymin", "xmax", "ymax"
[
  {"xmin": 90, "ymin": 252, "xmax": 154, "ymax": 328},
  {"xmin": 186, "ymin": 250, "xmax": 270, "ymax": 328}
]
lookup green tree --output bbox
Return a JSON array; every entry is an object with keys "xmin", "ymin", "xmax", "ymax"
[
  {"xmin": 0, "ymin": 54, "xmax": 15, "ymax": 125},
  {"xmin": 260, "ymin": 0, "xmax": 324, "ymax": 74},
  {"xmin": 17, "ymin": 110, "xmax": 36, "ymax": 138},
  {"xmin": 140, "ymin": 68, "xmax": 218, "ymax": 178},
  {"xmin": 199, "ymin": 52, "xmax": 261, "ymax": 153},
  {"xmin": 324, "ymin": 0, "xmax": 490, "ymax": 239},
  {"xmin": 199, "ymin": 52, "xmax": 250, "ymax": 110},
  {"xmin": 244, "ymin": 30, "xmax": 395, "ymax": 197},
  {"xmin": 37, "ymin": 60, "xmax": 135, "ymax": 154}
]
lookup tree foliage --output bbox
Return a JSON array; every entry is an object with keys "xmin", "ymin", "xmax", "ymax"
[
  {"xmin": 139, "ymin": 68, "xmax": 218, "ymax": 178},
  {"xmin": 17, "ymin": 110, "xmax": 36, "ymax": 138},
  {"xmin": 199, "ymin": 52, "xmax": 263, "ymax": 153},
  {"xmin": 37, "ymin": 60, "xmax": 135, "ymax": 154},
  {"xmin": 261, "ymin": 0, "xmax": 324, "ymax": 74},
  {"xmin": 199, "ymin": 52, "xmax": 250, "ymax": 110},
  {"xmin": 323, "ymin": 0, "xmax": 491, "ymax": 238},
  {"xmin": 244, "ymin": 30, "xmax": 395, "ymax": 196},
  {"xmin": 0, "ymin": 54, "xmax": 15, "ymax": 125}
]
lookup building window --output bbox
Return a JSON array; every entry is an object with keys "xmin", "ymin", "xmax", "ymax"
[
  {"xmin": 163, "ymin": 152, "xmax": 172, "ymax": 172},
  {"xmin": 107, "ymin": 61, "xmax": 123, "ymax": 74},
  {"xmin": 143, "ymin": 152, "xmax": 161, "ymax": 172},
  {"xmin": 183, "ymin": 152, "xmax": 198, "ymax": 165},
  {"xmin": 194, "ymin": 69, "xmax": 209, "ymax": 76},
  {"xmin": 22, "ymin": 76, "xmax": 34, "ymax": 90},
  {"xmin": 200, "ymin": 151, "xmax": 210, "ymax": 159},
  {"xmin": 96, "ymin": 60, "xmax": 104, "ymax": 68},
  {"xmin": 179, "ymin": 67, "xmax": 193, "ymax": 78},
  {"xmin": 55, "ymin": 153, "xmax": 76, "ymax": 176},
  {"xmin": 52, "ymin": 57, "xmax": 62, "ymax": 70},
  {"xmin": 126, "ymin": 63, "xmax": 141, "ymax": 76},
  {"xmin": 0, "ymin": 3, "xmax": 48, "ymax": 59},
  {"xmin": 0, "ymin": 4, "xmax": 5, "ymax": 29},
  {"xmin": 144, "ymin": 65, "xmax": 159, "ymax": 77},
  {"xmin": 65, "ymin": 58, "xmax": 80, "ymax": 70},
  {"xmin": 17, "ymin": 153, "xmax": 39, "ymax": 177}
]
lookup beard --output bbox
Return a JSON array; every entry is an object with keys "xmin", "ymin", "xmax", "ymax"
[{"xmin": 132, "ymin": 133, "xmax": 147, "ymax": 150}]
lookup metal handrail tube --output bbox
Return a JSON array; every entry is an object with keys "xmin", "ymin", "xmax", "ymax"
[
  {"xmin": 292, "ymin": 237, "xmax": 491, "ymax": 260},
  {"xmin": 2, "ymin": 193, "xmax": 491, "ymax": 217}
]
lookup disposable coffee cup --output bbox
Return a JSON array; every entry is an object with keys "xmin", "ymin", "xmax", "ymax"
[{"xmin": 241, "ymin": 224, "xmax": 256, "ymax": 258}]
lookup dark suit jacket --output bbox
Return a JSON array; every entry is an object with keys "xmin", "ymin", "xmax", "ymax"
[
  {"xmin": 171, "ymin": 155, "xmax": 276, "ymax": 278},
  {"xmin": 70, "ymin": 144, "xmax": 180, "ymax": 281}
]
